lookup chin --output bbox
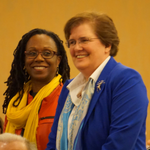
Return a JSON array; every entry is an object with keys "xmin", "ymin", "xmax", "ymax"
[
  {"xmin": 32, "ymin": 76, "xmax": 50, "ymax": 82},
  {"xmin": 76, "ymin": 65, "xmax": 89, "ymax": 72}
]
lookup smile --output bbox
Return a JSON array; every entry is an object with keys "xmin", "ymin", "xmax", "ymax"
[
  {"xmin": 76, "ymin": 55, "xmax": 88, "ymax": 58},
  {"xmin": 34, "ymin": 66, "xmax": 46, "ymax": 70}
]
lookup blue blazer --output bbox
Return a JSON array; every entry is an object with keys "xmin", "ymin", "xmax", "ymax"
[{"xmin": 46, "ymin": 57, "xmax": 149, "ymax": 150}]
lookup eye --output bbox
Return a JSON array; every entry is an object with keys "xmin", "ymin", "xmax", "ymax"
[
  {"xmin": 68, "ymin": 40, "xmax": 76, "ymax": 46},
  {"xmin": 28, "ymin": 51, "xmax": 37, "ymax": 56},
  {"xmin": 80, "ymin": 37, "xmax": 89, "ymax": 43},
  {"xmin": 43, "ymin": 50, "xmax": 52, "ymax": 56}
]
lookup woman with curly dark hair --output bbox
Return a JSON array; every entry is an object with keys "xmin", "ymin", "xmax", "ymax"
[{"xmin": 3, "ymin": 28, "xmax": 70, "ymax": 150}]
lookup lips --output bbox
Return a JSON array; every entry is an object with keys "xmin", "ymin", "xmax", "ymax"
[
  {"xmin": 34, "ymin": 66, "xmax": 44, "ymax": 69},
  {"xmin": 33, "ymin": 66, "xmax": 47, "ymax": 70},
  {"xmin": 76, "ymin": 55, "xmax": 88, "ymax": 58}
]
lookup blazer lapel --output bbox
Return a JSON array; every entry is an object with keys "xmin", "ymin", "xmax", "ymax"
[{"xmin": 83, "ymin": 57, "xmax": 118, "ymax": 127}]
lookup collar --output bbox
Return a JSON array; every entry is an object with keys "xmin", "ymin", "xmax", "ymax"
[
  {"xmin": 67, "ymin": 56, "xmax": 111, "ymax": 106},
  {"xmin": 90, "ymin": 56, "xmax": 111, "ymax": 82}
]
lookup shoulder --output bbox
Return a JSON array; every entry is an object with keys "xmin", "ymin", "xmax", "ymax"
[
  {"xmin": 105, "ymin": 57, "xmax": 142, "ymax": 80},
  {"xmin": 102, "ymin": 58, "xmax": 146, "ymax": 92},
  {"xmin": 57, "ymin": 79, "xmax": 73, "ymax": 104},
  {"xmin": 63, "ymin": 79, "xmax": 73, "ymax": 86},
  {"xmin": 61, "ymin": 79, "xmax": 73, "ymax": 92},
  {"xmin": 110, "ymin": 63, "xmax": 143, "ymax": 83},
  {"xmin": 105, "ymin": 63, "xmax": 147, "ymax": 97}
]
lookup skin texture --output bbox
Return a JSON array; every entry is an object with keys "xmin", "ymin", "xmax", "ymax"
[
  {"xmin": 69, "ymin": 23, "xmax": 111, "ymax": 80},
  {"xmin": 25, "ymin": 34, "xmax": 61, "ymax": 92},
  {"xmin": 0, "ymin": 141, "xmax": 28, "ymax": 150}
]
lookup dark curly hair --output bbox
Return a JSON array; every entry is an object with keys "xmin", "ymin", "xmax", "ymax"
[{"xmin": 3, "ymin": 28, "xmax": 70, "ymax": 114}]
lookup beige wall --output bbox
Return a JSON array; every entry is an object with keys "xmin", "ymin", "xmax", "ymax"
[{"xmin": 0, "ymin": 0, "xmax": 150, "ymax": 141}]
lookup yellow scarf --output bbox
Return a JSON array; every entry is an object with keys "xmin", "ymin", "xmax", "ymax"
[{"xmin": 5, "ymin": 74, "xmax": 62, "ymax": 145}]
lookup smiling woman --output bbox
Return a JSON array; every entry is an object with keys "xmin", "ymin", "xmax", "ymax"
[
  {"xmin": 46, "ymin": 12, "xmax": 149, "ymax": 150},
  {"xmin": 2, "ymin": 28, "xmax": 70, "ymax": 150},
  {"xmin": 24, "ymin": 34, "xmax": 61, "ymax": 89}
]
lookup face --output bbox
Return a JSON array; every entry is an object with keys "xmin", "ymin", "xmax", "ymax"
[
  {"xmin": 69, "ymin": 23, "xmax": 111, "ymax": 80},
  {"xmin": 0, "ymin": 141, "xmax": 28, "ymax": 150},
  {"xmin": 25, "ymin": 34, "xmax": 61, "ymax": 84}
]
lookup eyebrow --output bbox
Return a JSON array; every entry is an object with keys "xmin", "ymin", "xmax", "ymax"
[
  {"xmin": 27, "ymin": 46, "xmax": 53, "ymax": 50},
  {"xmin": 43, "ymin": 46, "xmax": 53, "ymax": 49},
  {"xmin": 69, "ymin": 36, "xmax": 88, "ymax": 40}
]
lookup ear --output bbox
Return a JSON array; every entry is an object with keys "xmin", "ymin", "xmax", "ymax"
[
  {"xmin": 105, "ymin": 45, "xmax": 111, "ymax": 53},
  {"xmin": 57, "ymin": 56, "xmax": 62, "ymax": 66}
]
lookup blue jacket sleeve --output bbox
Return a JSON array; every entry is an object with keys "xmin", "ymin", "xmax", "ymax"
[
  {"xmin": 102, "ymin": 67, "xmax": 148, "ymax": 150},
  {"xmin": 46, "ymin": 80, "xmax": 70, "ymax": 150}
]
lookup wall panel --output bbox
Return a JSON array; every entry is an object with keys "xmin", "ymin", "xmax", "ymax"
[{"xmin": 0, "ymin": 0, "xmax": 149, "ymax": 142}]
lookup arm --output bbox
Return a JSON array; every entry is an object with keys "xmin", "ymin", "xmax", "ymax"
[{"xmin": 102, "ymin": 68, "xmax": 148, "ymax": 150}]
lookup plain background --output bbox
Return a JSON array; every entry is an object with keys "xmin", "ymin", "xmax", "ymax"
[{"xmin": 0, "ymin": 0, "xmax": 150, "ymax": 142}]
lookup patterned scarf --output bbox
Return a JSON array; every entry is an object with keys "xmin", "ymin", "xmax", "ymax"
[
  {"xmin": 56, "ymin": 78, "xmax": 95, "ymax": 150},
  {"xmin": 5, "ymin": 74, "xmax": 62, "ymax": 146}
]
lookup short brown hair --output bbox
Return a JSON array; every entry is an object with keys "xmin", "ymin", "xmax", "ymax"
[{"xmin": 64, "ymin": 12, "xmax": 120, "ymax": 56}]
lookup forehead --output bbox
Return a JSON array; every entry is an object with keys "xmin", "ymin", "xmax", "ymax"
[
  {"xmin": 0, "ymin": 141, "xmax": 27, "ymax": 150},
  {"xmin": 26, "ymin": 34, "xmax": 57, "ymax": 50},
  {"xmin": 69, "ymin": 23, "xmax": 96, "ymax": 39}
]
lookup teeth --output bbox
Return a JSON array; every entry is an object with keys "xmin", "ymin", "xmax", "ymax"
[
  {"xmin": 34, "ymin": 67, "xmax": 45, "ymax": 69},
  {"xmin": 76, "ymin": 55, "xmax": 86, "ymax": 58}
]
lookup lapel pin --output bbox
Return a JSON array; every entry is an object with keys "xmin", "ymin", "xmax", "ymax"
[{"xmin": 97, "ymin": 80, "xmax": 105, "ymax": 91}]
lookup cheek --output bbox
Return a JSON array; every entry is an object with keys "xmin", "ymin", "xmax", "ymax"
[
  {"xmin": 69, "ymin": 48, "xmax": 74, "ymax": 57},
  {"xmin": 25, "ymin": 58, "xmax": 34, "ymax": 69},
  {"xmin": 24, "ymin": 59, "xmax": 28, "ymax": 68},
  {"xmin": 46, "ymin": 59, "xmax": 58, "ymax": 68},
  {"xmin": 25, "ymin": 59, "xmax": 31, "ymax": 66}
]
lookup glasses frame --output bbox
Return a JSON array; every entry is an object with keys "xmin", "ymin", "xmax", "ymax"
[
  {"xmin": 24, "ymin": 50, "xmax": 58, "ymax": 59},
  {"xmin": 66, "ymin": 37, "xmax": 100, "ymax": 48}
]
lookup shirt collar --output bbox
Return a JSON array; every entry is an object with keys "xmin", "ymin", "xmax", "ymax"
[
  {"xmin": 67, "ymin": 56, "xmax": 111, "ymax": 106},
  {"xmin": 90, "ymin": 56, "xmax": 111, "ymax": 82}
]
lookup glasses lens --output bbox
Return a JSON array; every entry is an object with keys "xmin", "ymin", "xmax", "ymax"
[
  {"xmin": 42, "ymin": 50, "xmax": 53, "ymax": 58},
  {"xmin": 68, "ymin": 40, "xmax": 76, "ymax": 48},
  {"xmin": 25, "ymin": 51, "xmax": 37, "ymax": 58},
  {"xmin": 79, "ymin": 37, "xmax": 90, "ymax": 44},
  {"xmin": 25, "ymin": 50, "xmax": 56, "ymax": 59}
]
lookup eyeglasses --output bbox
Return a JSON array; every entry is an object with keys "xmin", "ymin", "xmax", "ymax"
[
  {"xmin": 25, "ymin": 50, "xmax": 58, "ymax": 59},
  {"xmin": 66, "ymin": 37, "xmax": 100, "ymax": 48}
]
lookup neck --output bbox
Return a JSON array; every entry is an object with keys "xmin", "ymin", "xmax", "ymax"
[{"xmin": 31, "ymin": 80, "xmax": 50, "ymax": 93}]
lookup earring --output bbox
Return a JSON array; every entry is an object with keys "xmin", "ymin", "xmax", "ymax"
[{"xmin": 56, "ymin": 67, "xmax": 59, "ymax": 76}]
